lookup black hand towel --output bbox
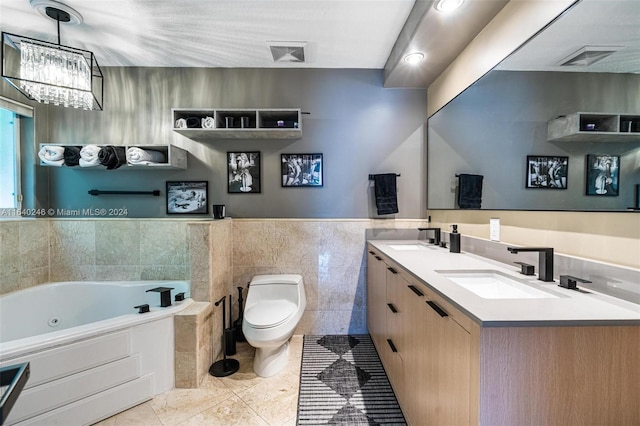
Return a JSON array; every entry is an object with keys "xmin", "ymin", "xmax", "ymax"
[
  {"xmin": 457, "ymin": 174, "xmax": 483, "ymax": 209},
  {"xmin": 63, "ymin": 146, "xmax": 82, "ymax": 166},
  {"xmin": 98, "ymin": 146, "xmax": 127, "ymax": 170},
  {"xmin": 186, "ymin": 117, "xmax": 201, "ymax": 128},
  {"xmin": 373, "ymin": 173, "xmax": 399, "ymax": 215}
]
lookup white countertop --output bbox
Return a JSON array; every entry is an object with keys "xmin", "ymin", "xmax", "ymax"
[{"xmin": 368, "ymin": 240, "xmax": 640, "ymax": 327}]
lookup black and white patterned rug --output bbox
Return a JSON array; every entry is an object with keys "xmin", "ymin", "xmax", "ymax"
[{"xmin": 296, "ymin": 335, "xmax": 406, "ymax": 425}]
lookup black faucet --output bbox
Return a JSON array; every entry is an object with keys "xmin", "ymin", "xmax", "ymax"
[
  {"xmin": 146, "ymin": 287, "xmax": 174, "ymax": 307},
  {"xmin": 507, "ymin": 247, "xmax": 554, "ymax": 282},
  {"xmin": 418, "ymin": 227, "xmax": 441, "ymax": 245}
]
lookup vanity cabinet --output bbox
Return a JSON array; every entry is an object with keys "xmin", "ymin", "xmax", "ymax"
[
  {"xmin": 547, "ymin": 112, "xmax": 640, "ymax": 142},
  {"xmin": 367, "ymin": 242, "xmax": 640, "ymax": 426},
  {"xmin": 367, "ymin": 247, "xmax": 471, "ymax": 425}
]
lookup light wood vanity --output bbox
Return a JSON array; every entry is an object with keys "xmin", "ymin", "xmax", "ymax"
[{"xmin": 367, "ymin": 242, "xmax": 640, "ymax": 426}]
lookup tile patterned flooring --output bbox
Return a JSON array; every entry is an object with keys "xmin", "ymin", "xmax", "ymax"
[{"xmin": 95, "ymin": 336, "xmax": 303, "ymax": 426}]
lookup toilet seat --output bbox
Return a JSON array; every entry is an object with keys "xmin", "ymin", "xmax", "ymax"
[{"xmin": 244, "ymin": 300, "xmax": 296, "ymax": 329}]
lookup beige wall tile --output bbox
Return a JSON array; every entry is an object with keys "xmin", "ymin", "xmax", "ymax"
[
  {"xmin": 94, "ymin": 265, "xmax": 141, "ymax": 281},
  {"xmin": 95, "ymin": 220, "xmax": 140, "ymax": 265},
  {"xmin": 140, "ymin": 221, "xmax": 187, "ymax": 266},
  {"xmin": 50, "ymin": 220, "xmax": 96, "ymax": 266},
  {"xmin": 19, "ymin": 220, "xmax": 49, "ymax": 272},
  {"xmin": 189, "ymin": 223, "xmax": 212, "ymax": 302},
  {"xmin": 0, "ymin": 222, "xmax": 20, "ymax": 276},
  {"xmin": 50, "ymin": 265, "xmax": 96, "ymax": 282},
  {"xmin": 140, "ymin": 265, "xmax": 188, "ymax": 280},
  {"xmin": 174, "ymin": 351, "xmax": 198, "ymax": 388}
]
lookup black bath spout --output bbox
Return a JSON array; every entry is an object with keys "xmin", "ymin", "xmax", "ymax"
[
  {"xmin": 146, "ymin": 287, "xmax": 174, "ymax": 307},
  {"xmin": 507, "ymin": 247, "xmax": 554, "ymax": 282},
  {"xmin": 418, "ymin": 227, "xmax": 441, "ymax": 245}
]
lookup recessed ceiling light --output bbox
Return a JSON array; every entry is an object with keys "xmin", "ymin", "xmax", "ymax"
[
  {"xmin": 404, "ymin": 52, "xmax": 424, "ymax": 65},
  {"xmin": 435, "ymin": 0, "xmax": 464, "ymax": 13}
]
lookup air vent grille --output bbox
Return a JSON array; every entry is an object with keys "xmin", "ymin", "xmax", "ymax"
[
  {"xmin": 267, "ymin": 41, "xmax": 306, "ymax": 63},
  {"xmin": 557, "ymin": 46, "xmax": 625, "ymax": 67}
]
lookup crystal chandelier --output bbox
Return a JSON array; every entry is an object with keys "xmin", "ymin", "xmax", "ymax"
[{"xmin": 1, "ymin": 1, "xmax": 103, "ymax": 111}]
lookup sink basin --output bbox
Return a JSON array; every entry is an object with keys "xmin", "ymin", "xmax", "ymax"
[
  {"xmin": 388, "ymin": 244, "xmax": 432, "ymax": 251},
  {"xmin": 437, "ymin": 270, "xmax": 559, "ymax": 299}
]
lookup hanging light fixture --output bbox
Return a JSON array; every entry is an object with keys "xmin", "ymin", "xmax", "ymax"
[{"xmin": 1, "ymin": 0, "xmax": 103, "ymax": 111}]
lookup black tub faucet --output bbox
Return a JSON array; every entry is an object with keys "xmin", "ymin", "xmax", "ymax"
[
  {"xmin": 146, "ymin": 287, "xmax": 174, "ymax": 307},
  {"xmin": 507, "ymin": 247, "xmax": 554, "ymax": 282},
  {"xmin": 418, "ymin": 227, "xmax": 441, "ymax": 245}
]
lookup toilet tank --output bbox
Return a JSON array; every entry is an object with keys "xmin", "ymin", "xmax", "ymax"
[{"xmin": 247, "ymin": 274, "xmax": 305, "ymax": 304}]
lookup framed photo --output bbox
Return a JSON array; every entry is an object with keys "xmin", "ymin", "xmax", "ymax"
[
  {"xmin": 585, "ymin": 154, "xmax": 619, "ymax": 196},
  {"xmin": 228, "ymin": 152, "xmax": 261, "ymax": 193},
  {"xmin": 526, "ymin": 155, "xmax": 568, "ymax": 189},
  {"xmin": 281, "ymin": 153, "xmax": 323, "ymax": 187},
  {"xmin": 166, "ymin": 181, "xmax": 208, "ymax": 214}
]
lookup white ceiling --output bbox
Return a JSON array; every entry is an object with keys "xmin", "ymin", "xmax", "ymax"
[
  {"xmin": 497, "ymin": 0, "xmax": 640, "ymax": 73},
  {"xmin": 0, "ymin": 0, "xmax": 416, "ymax": 68}
]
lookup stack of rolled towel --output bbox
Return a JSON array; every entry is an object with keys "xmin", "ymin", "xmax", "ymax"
[
  {"xmin": 38, "ymin": 145, "xmax": 65, "ymax": 166},
  {"xmin": 38, "ymin": 145, "xmax": 86, "ymax": 167},
  {"xmin": 201, "ymin": 116, "xmax": 215, "ymax": 129},
  {"xmin": 126, "ymin": 147, "xmax": 167, "ymax": 165},
  {"xmin": 98, "ymin": 145, "xmax": 127, "ymax": 170},
  {"xmin": 79, "ymin": 145, "xmax": 102, "ymax": 167}
]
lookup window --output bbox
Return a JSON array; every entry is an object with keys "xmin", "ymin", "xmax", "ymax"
[{"xmin": 0, "ymin": 107, "xmax": 20, "ymax": 210}]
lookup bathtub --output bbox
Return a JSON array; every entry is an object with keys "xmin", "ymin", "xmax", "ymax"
[{"xmin": 0, "ymin": 281, "xmax": 193, "ymax": 426}]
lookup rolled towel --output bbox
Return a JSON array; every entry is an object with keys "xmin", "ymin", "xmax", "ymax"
[
  {"xmin": 201, "ymin": 116, "xmax": 215, "ymax": 129},
  {"xmin": 98, "ymin": 145, "xmax": 127, "ymax": 170},
  {"xmin": 79, "ymin": 144, "xmax": 102, "ymax": 167},
  {"xmin": 126, "ymin": 147, "xmax": 167, "ymax": 164},
  {"xmin": 186, "ymin": 117, "xmax": 200, "ymax": 128},
  {"xmin": 175, "ymin": 118, "xmax": 187, "ymax": 128},
  {"xmin": 38, "ymin": 145, "xmax": 64, "ymax": 166},
  {"xmin": 63, "ymin": 146, "xmax": 82, "ymax": 166}
]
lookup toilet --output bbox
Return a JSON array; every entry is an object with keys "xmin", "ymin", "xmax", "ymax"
[{"xmin": 242, "ymin": 274, "xmax": 306, "ymax": 377}]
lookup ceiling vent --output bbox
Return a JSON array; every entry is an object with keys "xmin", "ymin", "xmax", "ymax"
[
  {"xmin": 267, "ymin": 41, "xmax": 306, "ymax": 63},
  {"xmin": 556, "ymin": 46, "xmax": 625, "ymax": 67}
]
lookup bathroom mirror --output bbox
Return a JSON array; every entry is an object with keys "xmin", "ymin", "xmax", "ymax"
[{"xmin": 427, "ymin": 0, "xmax": 640, "ymax": 211}]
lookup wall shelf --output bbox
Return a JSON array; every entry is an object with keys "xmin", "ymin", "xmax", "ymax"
[
  {"xmin": 548, "ymin": 112, "xmax": 640, "ymax": 142},
  {"xmin": 38, "ymin": 144, "xmax": 187, "ymax": 169},
  {"xmin": 172, "ymin": 108, "xmax": 302, "ymax": 141}
]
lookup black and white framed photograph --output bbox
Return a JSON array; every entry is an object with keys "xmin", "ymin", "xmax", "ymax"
[
  {"xmin": 281, "ymin": 153, "xmax": 323, "ymax": 187},
  {"xmin": 586, "ymin": 154, "xmax": 619, "ymax": 196},
  {"xmin": 526, "ymin": 155, "xmax": 568, "ymax": 189},
  {"xmin": 228, "ymin": 152, "xmax": 261, "ymax": 193},
  {"xmin": 166, "ymin": 181, "xmax": 208, "ymax": 214}
]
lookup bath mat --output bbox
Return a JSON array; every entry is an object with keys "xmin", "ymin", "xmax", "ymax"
[{"xmin": 296, "ymin": 334, "xmax": 406, "ymax": 425}]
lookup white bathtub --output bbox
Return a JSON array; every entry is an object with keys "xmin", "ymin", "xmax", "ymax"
[{"xmin": 0, "ymin": 281, "xmax": 193, "ymax": 426}]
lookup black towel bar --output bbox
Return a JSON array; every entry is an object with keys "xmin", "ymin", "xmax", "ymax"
[
  {"xmin": 368, "ymin": 173, "xmax": 401, "ymax": 180},
  {"xmin": 88, "ymin": 190, "xmax": 160, "ymax": 196}
]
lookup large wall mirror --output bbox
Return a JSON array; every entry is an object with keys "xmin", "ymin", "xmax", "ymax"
[{"xmin": 428, "ymin": 0, "xmax": 640, "ymax": 211}]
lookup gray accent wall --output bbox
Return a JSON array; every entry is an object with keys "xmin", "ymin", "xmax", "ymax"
[
  {"xmin": 28, "ymin": 68, "xmax": 427, "ymax": 218},
  {"xmin": 428, "ymin": 71, "xmax": 640, "ymax": 211}
]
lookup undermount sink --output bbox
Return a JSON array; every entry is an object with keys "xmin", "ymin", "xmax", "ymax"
[
  {"xmin": 437, "ymin": 270, "xmax": 559, "ymax": 299},
  {"xmin": 388, "ymin": 244, "xmax": 432, "ymax": 251}
]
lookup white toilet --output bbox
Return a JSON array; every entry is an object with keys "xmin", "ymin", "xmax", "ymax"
[{"xmin": 242, "ymin": 274, "xmax": 306, "ymax": 377}]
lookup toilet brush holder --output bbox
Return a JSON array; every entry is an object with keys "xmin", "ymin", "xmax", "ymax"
[
  {"xmin": 209, "ymin": 295, "xmax": 239, "ymax": 377},
  {"xmin": 225, "ymin": 295, "xmax": 236, "ymax": 356}
]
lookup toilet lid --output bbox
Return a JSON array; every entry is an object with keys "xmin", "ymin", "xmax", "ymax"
[{"xmin": 244, "ymin": 300, "xmax": 296, "ymax": 329}]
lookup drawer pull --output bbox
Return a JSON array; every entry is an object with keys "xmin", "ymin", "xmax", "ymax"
[
  {"xmin": 426, "ymin": 300, "xmax": 449, "ymax": 317},
  {"xmin": 387, "ymin": 303, "xmax": 398, "ymax": 313},
  {"xmin": 387, "ymin": 339, "xmax": 398, "ymax": 353},
  {"xmin": 368, "ymin": 250, "xmax": 375, "ymax": 255},
  {"xmin": 408, "ymin": 285, "xmax": 424, "ymax": 297},
  {"xmin": 375, "ymin": 256, "xmax": 382, "ymax": 261},
  {"xmin": 387, "ymin": 267, "xmax": 398, "ymax": 274}
]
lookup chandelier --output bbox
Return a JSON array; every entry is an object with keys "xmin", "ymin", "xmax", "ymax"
[{"xmin": 1, "ymin": 1, "xmax": 103, "ymax": 111}]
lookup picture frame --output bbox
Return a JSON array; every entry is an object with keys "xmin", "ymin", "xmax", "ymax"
[
  {"xmin": 227, "ymin": 152, "xmax": 261, "ymax": 193},
  {"xmin": 585, "ymin": 154, "xmax": 619, "ymax": 196},
  {"xmin": 281, "ymin": 153, "xmax": 323, "ymax": 187},
  {"xmin": 166, "ymin": 181, "xmax": 208, "ymax": 214},
  {"xmin": 525, "ymin": 155, "xmax": 568, "ymax": 189}
]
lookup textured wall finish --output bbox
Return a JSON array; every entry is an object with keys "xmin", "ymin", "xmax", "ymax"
[
  {"xmin": 38, "ymin": 68, "xmax": 427, "ymax": 219},
  {"xmin": 0, "ymin": 218, "xmax": 191, "ymax": 296}
]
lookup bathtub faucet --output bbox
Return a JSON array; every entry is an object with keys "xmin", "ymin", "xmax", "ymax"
[{"xmin": 146, "ymin": 287, "xmax": 174, "ymax": 307}]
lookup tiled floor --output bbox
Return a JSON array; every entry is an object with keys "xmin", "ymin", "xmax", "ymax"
[{"xmin": 95, "ymin": 336, "xmax": 303, "ymax": 426}]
